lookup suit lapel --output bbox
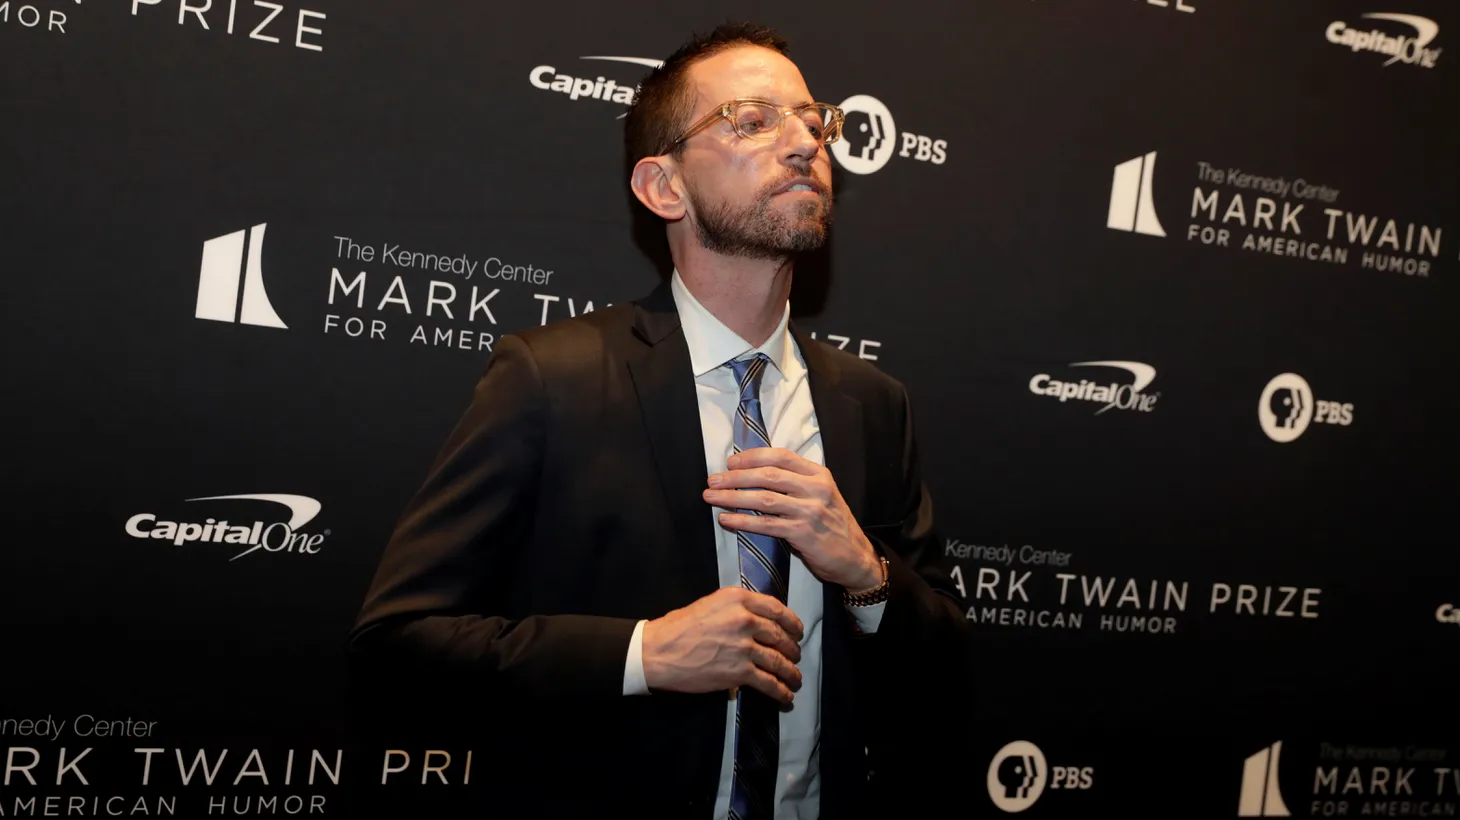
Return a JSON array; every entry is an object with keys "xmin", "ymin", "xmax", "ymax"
[
  {"xmin": 793, "ymin": 324, "xmax": 871, "ymax": 807},
  {"xmin": 794, "ymin": 324, "xmax": 866, "ymax": 523},
  {"xmin": 627, "ymin": 283, "xmax": 721, "ymax": 598}
]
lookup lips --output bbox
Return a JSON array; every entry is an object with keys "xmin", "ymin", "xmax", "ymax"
[{"xmin": 771, "ymin": 177, "xmax": 825, "ymax": 197}]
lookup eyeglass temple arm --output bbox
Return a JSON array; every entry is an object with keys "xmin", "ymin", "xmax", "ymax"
[{"xmin": 669, "ymin": 105, "xmax": 731, "ymax": 149}]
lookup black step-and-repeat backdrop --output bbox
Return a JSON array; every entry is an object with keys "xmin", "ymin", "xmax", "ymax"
[{"xmin": 3, "ymin": 0, "xmax": 1457, "ymax": 817}]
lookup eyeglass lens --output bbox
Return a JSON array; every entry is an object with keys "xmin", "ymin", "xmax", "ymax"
[{"xmin": 731, "ymin": 103, "xmax": 838, "ymax": 143}]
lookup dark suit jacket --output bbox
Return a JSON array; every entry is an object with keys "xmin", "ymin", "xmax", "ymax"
[{"xmin": 348, "ymin": 281, "xmax": 971, "ymax": 819}]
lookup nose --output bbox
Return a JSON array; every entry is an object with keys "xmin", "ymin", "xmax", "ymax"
[{"xmin": 778, "ymin": 111, "xmax": 823, "ymax": 164}]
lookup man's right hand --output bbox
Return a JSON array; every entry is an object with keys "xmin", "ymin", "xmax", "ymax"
[{"xmin": 641, "ymin": 587, "xmax": 805, "ymax": 705}]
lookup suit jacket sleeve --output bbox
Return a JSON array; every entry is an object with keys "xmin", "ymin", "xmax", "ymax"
[
  {"xmin": 866, "ymin": 383, "xmax": 968, "ymax": 653},
  {"xmin": 347, "ymin": 334, "xmax": 638, "ymax": 699},
  {"xmin": 857, "ymin": 383, "xmax": 976, "ymax": 809}
]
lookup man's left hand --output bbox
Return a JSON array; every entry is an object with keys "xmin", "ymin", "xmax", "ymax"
[{"xmin": 704, "ymin": 447, "xmax": 883, "ymax": 594}]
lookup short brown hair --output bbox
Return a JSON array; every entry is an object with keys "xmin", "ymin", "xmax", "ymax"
[{"xmin": 623, "ymin": 22, "xmax": 791, "ymax": 176}]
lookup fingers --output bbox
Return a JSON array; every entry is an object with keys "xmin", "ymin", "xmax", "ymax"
[
  {"xmin": 740, "ymin": 590, "xmax": 805, "ymax": 642},
  {"xmin": 750, "ymin": 643, "xmax": 801, "ymax": 691},
  {"xmin": 744, "ymin": 666, "xmax": 796, "ymax": 706},
  {"xmin": 718, "ymin": 511, "xmax": 795, "ymax": 540},
  {"xmin": 705, "ymin": 488, "xmax": 813, "ymax": 518},
  {"xmin": 727, "ymin": 447, "xmax": 823, "ymax": 476},
  {"xmin": 748, "ymin": 614, "xmax": 801, "ymax": 664},
  {"xmin": 708, "ymin": 466, "xmax": 808, "ymax": 496},
  {"xmin": 753, "ymin": 647, "xmax": 800, "ymax": 706}
]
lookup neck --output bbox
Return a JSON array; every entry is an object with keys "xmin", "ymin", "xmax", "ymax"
[{"xmin": 671, "ymin": 242, "xmax": 793, "ymax": 348}]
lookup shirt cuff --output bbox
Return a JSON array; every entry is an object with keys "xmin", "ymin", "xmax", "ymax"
[
  {"xmin": 622, "ymin": 619, "xmax": 651, "ymax": 695},
  {"xmin": 847, "ymin": 600, "xmax": 886, "ymax": 634}
]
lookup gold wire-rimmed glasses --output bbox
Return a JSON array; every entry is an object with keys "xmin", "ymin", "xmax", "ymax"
[{"xmin": 670, "ymin": 98, "xmax": 845, "ymax": 149}]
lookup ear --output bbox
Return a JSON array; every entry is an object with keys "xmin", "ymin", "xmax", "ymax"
[{"xmin": 630, "ymin": 155, "xmax": 688, "ymax": 221}]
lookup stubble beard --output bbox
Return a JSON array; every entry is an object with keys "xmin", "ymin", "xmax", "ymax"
[{"xmin": 688, "ymin": 175, "xmax": 833, "ymax": 261}]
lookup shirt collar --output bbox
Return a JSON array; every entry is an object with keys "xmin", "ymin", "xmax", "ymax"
[{"xmin": 670, "ymin": 269, "xmax": 794, "ymax": 380}]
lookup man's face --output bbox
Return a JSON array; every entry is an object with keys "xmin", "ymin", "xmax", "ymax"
[{"xmin": 676, "ymin": 46, "xmax": 834, "ymax": 260}]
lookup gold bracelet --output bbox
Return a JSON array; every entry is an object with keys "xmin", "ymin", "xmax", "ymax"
[{"xmin": 843, "ymin": 555, "xmax": 890, "ymax": 607}]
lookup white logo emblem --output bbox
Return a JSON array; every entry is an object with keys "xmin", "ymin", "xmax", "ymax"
[
  {"xmin": 830, "ymin": 94, "xmax": 897, "ymax": 175},
  {"xmin": 195, "ymin": 223, "xmax": 287, "ymax": 329},
  {"xmin": 528, "ymin": 55, "xmax": 662, "ymax": 111},
  {"xmin": 987, "ymin": 740, "xmax": 1047, "ymax": 813},
  {"xmin": 1238, "ymin": 742, "xmax": 1291, "ymax": 817},
  {"xmin": 1029, "ymin": 360, "xmax": 1161, "ymax": 415},
  {"xmin": 1257, "ymin": 373, "xmax": 1354, "ymax": 442},
  {"xmin": 1437, "ymin": 603, "xmax": 1460, "ymax": 625},
  {"xmin": 124, "ymin": 494, "xmax": 328, "ymax": 561},
  {"xmin": 1107, "ymin": 151, "xmax": 1166, "ymax": 237},
  {"xmin": 1325, "ymin": 13, "xmax": 1442, "ymax": 68},
  {"xmin": 1258, "ymin": 373, "xmax": 1314, "ymax": 443}
]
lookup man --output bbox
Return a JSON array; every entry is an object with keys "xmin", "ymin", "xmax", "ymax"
[{"xmin": 349, "ymin": 22, "xmax": 970, "ymax": 820}]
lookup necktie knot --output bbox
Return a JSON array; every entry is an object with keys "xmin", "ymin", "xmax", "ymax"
[{"xmin": 728, "ymin": 352, "xmax": 772, "ymax": 400}]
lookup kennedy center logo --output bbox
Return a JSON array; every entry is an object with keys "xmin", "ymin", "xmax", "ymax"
[
  {"xmin": 1107, "ymin": 151, "xmax": 1166, "ymax": 237},
  {"xmin": 195, "ymin": 223, "xmax": 287, "ymax": 329},
  {"xmin": 1238, "ymin": 742, "xmax": 1291, "ymax": 817}
]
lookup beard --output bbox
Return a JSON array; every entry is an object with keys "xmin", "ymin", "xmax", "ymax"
[{"xmin": 686, "ymin": 172, "xmax": 833, "ymax": 260}]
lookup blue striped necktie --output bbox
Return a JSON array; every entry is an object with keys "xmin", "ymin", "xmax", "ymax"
[{"xmin": 726, "ymin": 353, "xmax": 790, "ymax": 820}]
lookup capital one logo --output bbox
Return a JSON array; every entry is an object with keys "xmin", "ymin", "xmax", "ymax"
[
  {"xmin": 1238, "ymin": 742, "xmax": 1291, "ymax": 817},
  {"xmin": 528, "ymin": 56, "xmax": 661, "ymax": 112},
  {"xmin": 1029, "ymin": 360, "xmax": 1161, "ymax": 414},
  {"xmin": 195, "ymin": 223, "xmax": 287, "ymax": 329},
  {"xmin": 1107, "ymin": 151, "xmax": 1166, "ymax": 237},
  {"xmin": 829, "ymin": 94, "xmax": 947, "ymax": 175},
  {"xmin": 1258, "ymin": 373, "xmax": 1354, "ymax": 443},
  {"xmin": 125, "ymin": 493, "xmax": 329, "ymax": 561},
  {"xmin": 1326, "ymin": 13, "xmax": 1442, "ymax": 69}
]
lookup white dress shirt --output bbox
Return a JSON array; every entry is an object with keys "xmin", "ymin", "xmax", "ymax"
[{"xmin": 621, "ymin": 270, "xmax": 885, "ymax": 819}]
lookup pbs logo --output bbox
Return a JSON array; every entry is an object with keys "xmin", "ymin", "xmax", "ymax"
[
  {"xmin": 1258, "ymin": 373, "xmax": 1354, "ymax": 443},
  {"xmin": 830, "ymin": 94, "xmax": 948, "ymax": 175},
  {"xmin": 986, "ymin": 740, "xmax": 1094, "ymax": 812},
  {"xmin": 830, "ymin": 94, "xmax": 897, "ymax": 175}
]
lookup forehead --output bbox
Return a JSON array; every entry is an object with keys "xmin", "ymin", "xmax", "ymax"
[{"xmin": 687, "ymin": 46, "xmax": 813, "ymax": 112}]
